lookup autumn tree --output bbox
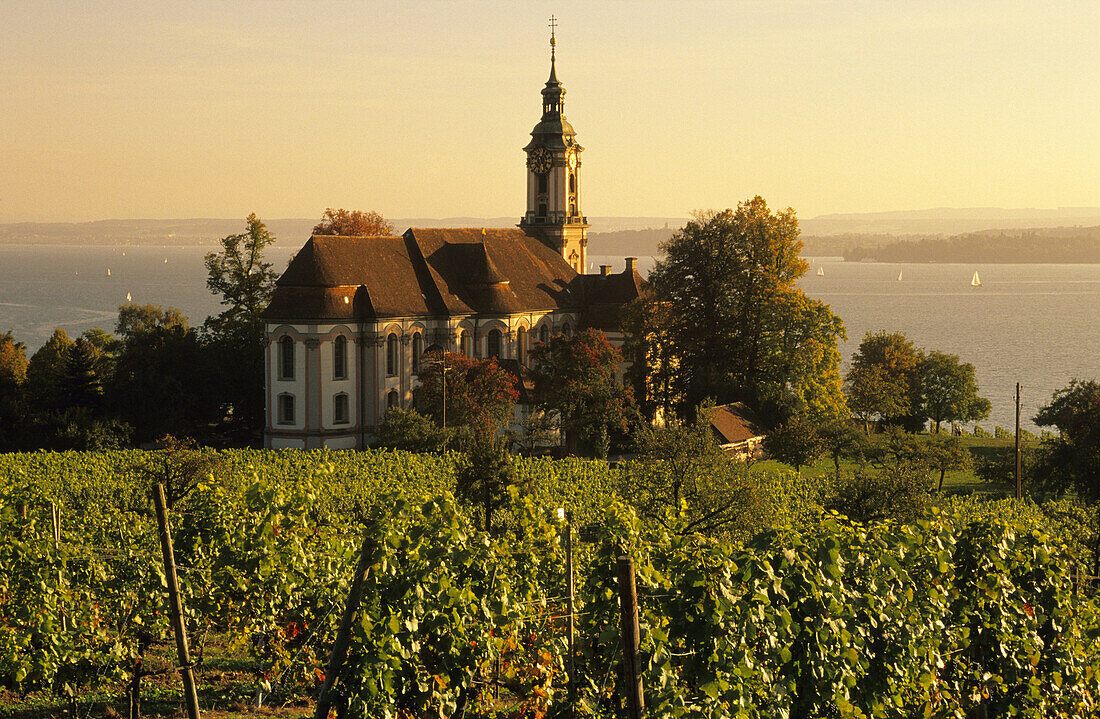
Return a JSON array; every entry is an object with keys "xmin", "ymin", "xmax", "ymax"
[
  {"xmin": 203, "ymin": 213, "xmax": 280, "ymax": 433},
  {"xmin": 918, "ymin": 350, "xmax": 991, "ymax": 433},
  {"xmin": 633, "ymin": 197, "xmax": 846, "ymax": 424},
  {"xmin": 312, "ymin": 208, "xmax": 394, "ymax": 236},
  {"xmin": 529, "ymin": 328, "xmax": 636, "ymax": 457},
  {"xmin": 844, "ymin": 331, "xmax": 923, "ymax": 431},
  {"xmin": 414, "ymin": 351, "xmax": 519, "ymax": 444},
  {"xmin": 763, "ymin": 414, "xmax": 826, "ymax": 474},
  {"xmin": 0, "ymin": 331, "xmax": 28, "ymax": 448}
]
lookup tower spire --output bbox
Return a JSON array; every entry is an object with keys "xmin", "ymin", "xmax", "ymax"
[{"xmin": 548, "ymin": 15, "xmax": 558, "ymax": 82}]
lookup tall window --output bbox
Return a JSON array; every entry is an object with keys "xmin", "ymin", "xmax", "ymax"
[
  {"xmin": 487, "ymin": 329, "xmax": 502, "ymax": 358},
  {"xmin": 516, "ymin": 327, "xmax": 527, "ymax": 366},
  {"xmin": 539, "ymin": 324, "xmax": 549, "ymax": 344},
  {"xmin": 277, "ymin": 394, "xmax": 295, "ymax": 425},
  {"xmin": 460, "ymin": 330, "xmax": 471, "ymax": 358},
  {"xmin": 411, "ymin": 332, "xmax": 423, "ymax": 374},
  {"xmin": 538, "ymin": 174, "xmax": 548, "ymax": 193},
  {"xmin": 569, "ymin": 173, "xmax": 576, "ymax": 194},
  {"xmin": 387, "ymin": 390, "xmax": 400, "ymax": 409},
  {"xmin": 386, "ymin": 333, "xmax": 399, "ymax": 376},
  {"xmin": 333, "ymin": 335, "xmax": 347, "ymax": 380},
  {"xmin": 562, "ymin": 322, "xmax": 573, "ymax": 338},
  {"xmin": 333, "ymin": 393, "xmax": 349, "ymax": 424},
  {"xmin": 279, "ymin": 336, "xmax": 294, "ymax": 380}
]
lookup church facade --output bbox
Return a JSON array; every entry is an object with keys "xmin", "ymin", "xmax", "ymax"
[{"xmin": 261, "ymin": 36, "xmax": 644, "ymax": 450}]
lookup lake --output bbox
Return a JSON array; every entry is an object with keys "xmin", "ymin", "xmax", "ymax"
[{"xmin": 2, "ymin": 245, "xmax": 1097, "ymax": 432}]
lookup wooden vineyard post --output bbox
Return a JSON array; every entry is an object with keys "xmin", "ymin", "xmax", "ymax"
[
  {"xmin": 1015, "ymin": 383, "xmax": 1022, "ymax": 500},
  {"xmin": 565, "ymin": 522, "xmax": 576, "ymax": 719},
  {"xmin": 315, "ymin": 535, "xmax": 375, "ymax": 719},
  {"xmin": 152, "ymin": 483, "xmax": 201, "ymax": 719},
  {"xmin": 617, "ymin": 547, "xmax": 644, "ymax": 719}
]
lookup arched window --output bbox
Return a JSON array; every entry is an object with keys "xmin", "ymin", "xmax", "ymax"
[
  {"xmin": 411, "ymin": 332, "xmax": 423, "ymax": 374},
  {"xmin": 333, "ymin": 393, "xmax": 349, "ymax": 424},
  {"xmin": 279, "ymin": 336, "xmax": 294, "ymax": 380},
  {"xmin": 487, "ymin": 329, "xmax": 502, "ymax": 358},
  {"xmin": 562, "ymin": 322, "xmax": 572, "ymax": 339},
  {"xmin": 569, "ymin": 173, "xmax": 576, "ymax": 194},
  {"xmin": 538, "ymin": 174, "xmax": 548, "ymax": 193},
  {"xmin": 460, "ymin": 330, "xmax": 471, "ymax": 358},
  {"xmin": 539, "ymin": 324, "xmax": 549, "ymax": 344},
  {"xmin": 516, "ymin": 327, "xmax": 527, "ymax": 366},
  {"xmin": 387, "ymin": 390, "xmax": 400, "ymax": 409},
  {"xmin": 277, "ymin": 393, "xmax": 295, "ymax": 425},
  {"xmin": 386, "ymin": 333, "xmax": 399, "ymax": 376},
  {"xmin": 333, "ymin": 335, "xmax": 347, "ymax": 380}
]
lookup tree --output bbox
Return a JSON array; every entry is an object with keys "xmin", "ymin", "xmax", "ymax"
[
  {"xmin": 454, "ymin": 439, "xmax": 518, "ymax": 534},
  {"xmin": 61, "ymin": 337, "xmax": 105, "ymax": 414},
  {"xmin": 1031, "ymin": 380, "xmax": 1100, "ymax": 501},
  {"xmin": 312, "ymin": 208, "xmax": 394, "ymax": 236},
  {"xmin": 633, "ymin": 197, "xmax": 846, "ymax": 424},
  {"xmin": 817, "ymin": 419, "xmax": 870, "ymax": 475},
  {"xmin": 919, "ymin": 350, "xmax": 991, "ymax": 433},
  {"xmin": 529, "ymin": 328, "xmax": 636, "ymax": 457},
  {"xmin": 763, "ymin": 414, "xmax": 826, "ymax": 474},
  {"xmin": 203, "ymin": 213, "xmax": 280, "ymax": 433},
  {"xmin": 375, "ymin": 407, "xmax": 449, "ymax": 453},
  {"xmin": 111, "ymin": 304, "xmax": 216, "ymax": 443},
  {"xmin": 25, "ymin": 329, "xmax": 74, "ymax": 412},
  {"xmin": 414, "ymin": 351, "xmax": 518, "ymax": 444},
  {"xmin": 0, "ymin": 331, "xmax": 28, "ymax": 448},
  {"xmin": 924, "ymin": 433, "xmax": 972, "ymax": 492},
  {"xmin": 621, "ymin": 401, "xmax": 766, "ymax": 538},
  {"xmin": 844, "ymin": 331, "xmax": 923, "ymax": 431}
]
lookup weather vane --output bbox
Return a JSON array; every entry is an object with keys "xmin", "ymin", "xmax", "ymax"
[{"xmin": 549, "ymin": 14, "xmax": 557, "ymax": 56}]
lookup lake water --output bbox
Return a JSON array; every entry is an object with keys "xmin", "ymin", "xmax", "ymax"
[{"xmin": 2, "ymin": 245, "xmax": 1097, "ymax": 432}]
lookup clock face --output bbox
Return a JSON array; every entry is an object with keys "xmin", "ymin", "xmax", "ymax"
[
  {"xmin": 527, "ymin": 147, "xmax": 553, "ymax": 174},
  {"xmin": 567, "ymin": 150, "xmax": 577, "ymax": 170}
]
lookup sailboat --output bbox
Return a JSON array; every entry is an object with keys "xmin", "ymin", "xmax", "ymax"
[
  {"xmin": 971, "ymin": 270, "xmax": 982, "ymax": 287},
  {"xmin": 106, "ymin": 268, "xmax": 111, "ymax": 277},
  {"xmin": 897, "ymin": 271, "xmax": 903, "ymax": 281},
  {"xmin": 126, "ymin": 292, "xmax": 132, "ymax": 302},
  {"xmin": 817, "ymin": 267, "xmax": 825, "ymax": 277}
]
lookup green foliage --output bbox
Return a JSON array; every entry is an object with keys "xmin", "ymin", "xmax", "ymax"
[
  {"xmin": 635, "ymin": 197, "xmax": 846, "ymax": 423},
  {"xmin": 455, "ymin": 440, "xmax": 519, "ymax": 534},
  {"xmin": 823, "ymin": 463, "xmax": 933, "ymax": 523},
  {"xmin": 844, "ymin": 331, "xmax": 922, "ymax": 429},
  {"xmin": 919, "ymin": 350, "xmax": 991, "ymax": 433},
  {"xmin": 375, "ymin": 406, "xmax": 450, "ymax": 453},
  {"xmin": 621, "ymin": 402, "xmax": 770, "ymax": 539},
  {"xmin": 415, "ymin": 351, "xmax": 518, "ymax": 444},
  {"xmin": 1033, "ymin": 379, "xmax": 1100, "ymax": 502},
  {"xmin": 763, "ymin": 414, "xmax": 826, "ymax": 473},
  {"xmin": 25, "ymin": 328, "xmax": 74, "ymax": 412}
]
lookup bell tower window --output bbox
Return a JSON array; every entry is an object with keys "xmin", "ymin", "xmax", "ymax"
[{"xmin": 538, "ymin": 174, "xmax": 548, "ymax": 193}]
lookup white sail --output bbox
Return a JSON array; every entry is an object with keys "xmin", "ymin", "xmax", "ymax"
[
  {"xmin": 897, "ymin": 271, "xmax": 903, "ymax": 281},
  {"xmin": 971, "ymin": 270, "xmax": 982, "ymax": 287},
  {"xmin": 817, "ymin": 267, "xmax": 825, "ymax": 277},
  {"xmin": 126, "ymin": 292, "xmax": 132, "ymax": 302},
  {"xmin": 106, "ymin": 268, "xmax": 111, "ymax": 277}
]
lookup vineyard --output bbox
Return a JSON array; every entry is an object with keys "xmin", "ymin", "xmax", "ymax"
[{"xmin": 3, "ymin": 449, "xmax": 1100, "ymax": 718}]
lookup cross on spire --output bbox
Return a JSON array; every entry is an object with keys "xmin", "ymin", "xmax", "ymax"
[{"xmin": 548, "ymin": 15, "xmax": 557, "ymax": 59}]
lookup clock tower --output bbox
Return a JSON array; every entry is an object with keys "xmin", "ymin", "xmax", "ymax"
[{"xmin": 519, "ymin": 19, "xmax": 589, "ymax": 273}]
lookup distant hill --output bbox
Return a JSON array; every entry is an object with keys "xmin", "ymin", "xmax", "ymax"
[
  {"xmin": 800, "ymin": 207, "xmax": 1100, "ymax": 237},
  {"xmin": 840, "ymin": 226, "xmax": 1100, "ymax": 263}
]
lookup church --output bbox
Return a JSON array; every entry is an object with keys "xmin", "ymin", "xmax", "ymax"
[{"xmin": 261, "ymin": 32, "xmax": 645, "ymax": 450}]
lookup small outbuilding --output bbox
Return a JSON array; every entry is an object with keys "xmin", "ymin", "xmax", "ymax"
[{"xmin": 709, "ymin": 403, "xmax": 766, "ymax": 459}]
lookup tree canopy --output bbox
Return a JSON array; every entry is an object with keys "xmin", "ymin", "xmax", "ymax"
[
  {"xmin": 414, "ymin": 351, "xmax": 518, "ymax": 445},
  {"xmin": 312, "ymin": 208, "xmax": 394, "ymax": 237},
  {"xmin": 529, "ymin": 328, "xmax": 636, "ymax": 457},
  {"xmin": 918, "ymin": 350, "xmax": 991, "ymax": 433},
  {"xmin": 628, "ymin": 196, "xmax": 847, "ymax": 425},
  {"xmin": 1032, "ymin": 379, "xmax": 1100, "ymax": 501},
  {"xmin": 844, "ymin": 331, "xmax": 922, "ymax": 430}
]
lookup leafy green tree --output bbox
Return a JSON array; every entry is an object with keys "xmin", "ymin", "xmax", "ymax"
[
  {"xmin": 61, "ymin": 336, "xmax": 105, "ymax": 414},
  {"xmin": 635, "ymin": 197, "xmax": 846, "ymax": 423},
  {"xmin": 844, "ymin": 331, "xmax": 922, "ymax": 431},
  {"xmin": 110, "ymin": 304, "xmax": 216, "ymax": 443},
  {"xmin": 375, "ymin": 407, "xmax": 449, "ymax": 453},
  {"xmin": 454, "ymin": 438, "xmax": 518, "ymax": 534},
  {"xmin": 25, "ymin": 329, "xmax": 73, "ymax": 412},
  {"xmin": 924, "ymin": 433, "xmax": 972, "ymax": 492},
  {"xmin": 203, "ymin": 213, "xmax": 279, "ymax": 432},
  {"xmin": 824, "ymin": 463, "xmax": 932, "ymax": 523},
  {"xmin": 621, "ymin": 401, "xmax": 767, "ymax": 538},
  {"xmin": 80, "ymin": 326, "xmax": 122, "ymax": 380},
  {"xmin": 763, "ymin": 414, "xmax": 826, "ymax": 474},
  {"xmin": 529, "ymin": 328, "xmax": 636, "ymax": 457},
  {"xmin": 1032, "ymin": 379, "xmax": 1100, "ymax": 501},
  {"xmin": 312, "ymin": 207, "xmax": 394, "ymax": 236},
  {"xmin": 817, "ymin": 419, "xmax": 870, "ymax": 475},
  {"xmin": 919, "ymin": 350, "xmax": 991, "ymax": 433}
]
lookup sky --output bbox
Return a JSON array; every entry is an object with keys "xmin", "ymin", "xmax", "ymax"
[{"xmin": 1, "ymin": 0, "xmax": 1098, "ymax": 223}]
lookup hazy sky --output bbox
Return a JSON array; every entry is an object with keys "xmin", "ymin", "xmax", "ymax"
[{"xmin": 1, "ymin": 1, "xmax": 1098, "ymax": 223}]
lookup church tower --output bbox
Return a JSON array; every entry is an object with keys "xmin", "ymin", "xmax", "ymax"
[{"xmin": 519, "ymin": 18, "xmax": 589, "ymax": 273}]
